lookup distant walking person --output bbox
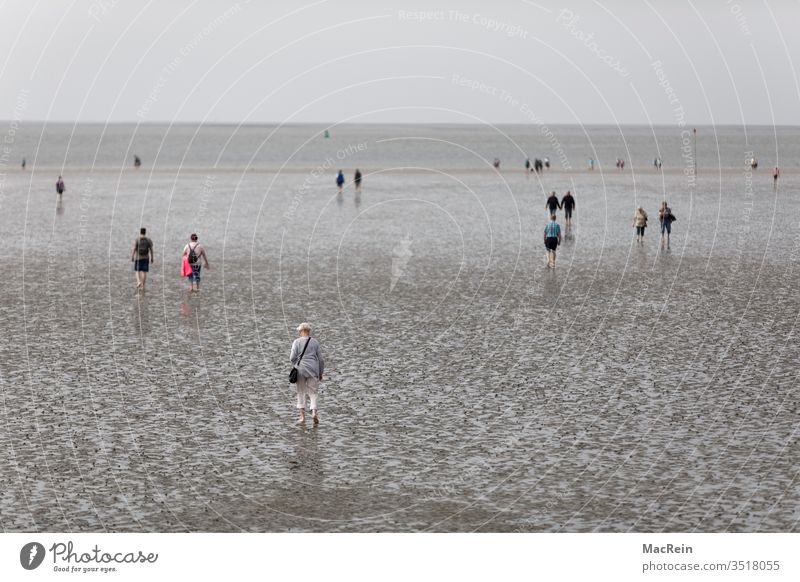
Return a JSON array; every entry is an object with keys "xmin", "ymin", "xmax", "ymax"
[
  {"xmin": 546, "ymin": 191, "xmax": 561, "ymax": 217},
  {"xmin": 354, "ymin": 168, "xmax": 362, "ymax": 192},
  {"xmin": 543, "ymin": 214, "xmax": 562, "ymax": 268},
  {"xmin": 336, "ymin": 170, "xmax": 345, "ymax": 192},
  {"xmin": 773, "ymin": 166, "xmax": 780, "ymax": 188},
  {"xmin": 134, "ymin": 155, "xmax": 141, "ymax": 168},
  {"xmin": 659, "ymin": 201, "xmax": 675, "ymax": 249},
  {"xmin": 290, "ymin": 322, "xmax": 325, "ymax": 426},
  {"xmin": 493, "ymin": 158, "xmax": 501, "ymax": 169},
  {"xmin": 21, "ymin": 158, "xmax": 26, "ymax": 170},
  {"xmin": 182, "ymin": 234, "xmax": 209, "ymax": 292},
  {"xmin": 633, "ymin": 206, "xmax": 648, "ymax": 243},
  {"xmin": 561, "ymin": 191, "xmax": 575, "ymax": 227},
  {"xmin": 544, "ymin": 156, "xmax": 550, "ymax": 170},
  {"xmin": 131, "ymin": 227, "xmax": 154, "ymax": 290},
  {"xmin": 525, "ymin": 158, "xmax": 531, "ymax": 172},
  {"xmin": 588, "ymin": 158, "xmax": 594, "ymax": 171},
  {"xmin": 56, "ymin": 175, "xmax": 65, "ymax": 196}
]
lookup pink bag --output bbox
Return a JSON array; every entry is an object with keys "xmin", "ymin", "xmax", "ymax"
[{"xmin": 180, "ymin": 255, "xmax": 192, "ymax": 277}]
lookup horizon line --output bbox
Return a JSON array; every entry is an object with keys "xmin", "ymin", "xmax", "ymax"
[{"xmin": 2, "ymin": 120, "xmax": 799, "ymax": 129}]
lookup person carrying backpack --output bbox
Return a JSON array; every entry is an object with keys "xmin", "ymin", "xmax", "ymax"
[
  {"xmin": 182, "ymin": 233, "xmax": 209, "ymax": 292},
  {"xmin": 131, "ymin": 227, "xmax": 154, "ymax": 291},
  {"xmin": 658, "ymin": 201, "xmax": 676, "ymax": 250}
]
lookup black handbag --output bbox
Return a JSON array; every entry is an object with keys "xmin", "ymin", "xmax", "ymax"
[{"xmin": 289, "ymin": 337, "xmax": 311, "ymax": 384}]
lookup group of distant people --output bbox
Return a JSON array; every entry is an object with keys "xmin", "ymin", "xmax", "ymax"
[
  {"xmin": 336, "ymin": 169, "xmax": 362, "ymax": 193},
  {"xmin": 541, "ymin": 189, "xmax": 679, "ymax": 267},
  {"xmin": 525, "ymin": 157, "xmax": 550, "ymax": 173},
  {"xmin": 632, "ymin": 202, "xmax": 676, "ymax": 249}
]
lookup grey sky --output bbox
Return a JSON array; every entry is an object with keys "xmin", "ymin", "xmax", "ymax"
[{"xmin": 1, "ymin": 0, "xmax": 798, "ymax": 125}]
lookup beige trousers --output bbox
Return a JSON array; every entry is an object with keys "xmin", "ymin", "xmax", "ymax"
[{"xmin": 295, "ymin": 374, "xmax": 320, "ymax": 410}]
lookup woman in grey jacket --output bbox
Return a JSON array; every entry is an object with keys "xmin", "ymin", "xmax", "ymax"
[{"xmin": 290, "ymin": 322, "xmax": 325, "ymax": 425}]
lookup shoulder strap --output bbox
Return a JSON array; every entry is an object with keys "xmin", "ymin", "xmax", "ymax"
[{"xmin": 296, "ymin": 337, "xmax": 311, "ymax": 364}]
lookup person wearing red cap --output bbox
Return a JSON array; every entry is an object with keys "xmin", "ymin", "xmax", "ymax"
[{"xmin": 182, "ymin": 233, "xmax": 209, "ymax": 292}]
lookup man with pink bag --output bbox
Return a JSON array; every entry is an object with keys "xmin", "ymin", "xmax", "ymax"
[{"xmin": 181, "ymin": 233, "xmax": 209, "ymax": 292}]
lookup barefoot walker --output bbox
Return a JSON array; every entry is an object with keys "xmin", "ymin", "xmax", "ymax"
[
  {"xmin": 290, "ymin": 323, "xmax": 325, "ymax": 426},
  {"xmin": 131, "ymin": 227, "xmax": 154, "ymax": 290},
  {"xmin": 633, "ymin": 206, "xmax": 648, "ymax": 243},
  {"xmin": 544, "ymin": 213, "xmax": 562, "ymax": 268},
  {"xmin": 182, "ymin": 234, "xmax": 209, "ymax": 292},
  {"xmin": 659, "ymin": 202, "xmax": 676, "ymax": 249}
]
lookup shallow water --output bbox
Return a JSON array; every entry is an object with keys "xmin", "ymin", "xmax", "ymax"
[{"xmin": 0, "ymin": 124, "xmax": 798, "ymax": 532}]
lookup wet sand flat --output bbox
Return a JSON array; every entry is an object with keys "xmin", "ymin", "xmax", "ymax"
[{"xmin": 0, "ymin": 167, "xmax": 798, "ymax": 532}]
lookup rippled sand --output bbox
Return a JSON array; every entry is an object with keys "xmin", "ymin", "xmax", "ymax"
[{"xmin": 0, "ymin": 167, "xmax": 797, "ymax": 532}]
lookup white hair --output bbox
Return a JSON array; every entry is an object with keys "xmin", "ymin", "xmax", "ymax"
[{"xmin": 297, "ymin": 322, "xmax": 311, "ymax": 333}]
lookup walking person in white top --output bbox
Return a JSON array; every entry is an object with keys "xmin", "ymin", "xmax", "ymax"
[
  {"xmin": 290, "ymin": 322, "xmax": 325, "ymax": 426},
  {"xmin": 182, "ymin": 233, "xmax": 209, "ymax": 292}
]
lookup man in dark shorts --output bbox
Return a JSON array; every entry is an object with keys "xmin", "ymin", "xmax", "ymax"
[
  {"xmin": 561, "ymin": 191, "xmax": 575, "ymax": 227},
  {"xmin": 543, "ymin": 214, "xmax": 562, "ymax": 268},
  {"xmin": 546, "ymin": 191, "xmax": 561, "ymax": 217},
  {"xmin": 354, "ymin": 169, "xmax": 362, "ymax": 192},
  {"xmin": 56, "ymin": 175, "xmax": 65, "ymax": 196},
  {"xmin": 131, "ymin": 227, "xmax": 154, "ymax": 290}
]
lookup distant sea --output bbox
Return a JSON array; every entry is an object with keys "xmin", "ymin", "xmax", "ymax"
[{"xmin": 1, "ymin": 123, "xmax": 797, "ymax": 172}]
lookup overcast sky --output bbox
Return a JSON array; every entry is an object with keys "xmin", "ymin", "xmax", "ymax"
[{"xmin": 1, "ymin": 0, "xmax": 798, "ymax": 125}]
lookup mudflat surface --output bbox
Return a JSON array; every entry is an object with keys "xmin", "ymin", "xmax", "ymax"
[{"xmin": 0, "ymin": 166, "xmax": 797, "ymax": 532}]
